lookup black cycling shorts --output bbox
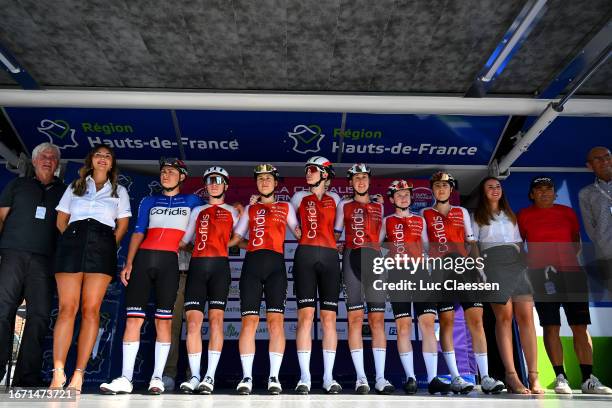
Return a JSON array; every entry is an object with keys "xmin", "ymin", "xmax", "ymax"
[
  {"xmin": 293, "ymin": 245, "xmax": 341, "ymax": 312},
  {"xmin": 125, "ymin": 249, "xmax": 178, "ymax": 319},
  {"xmin": 240, "ymin": 250, "xmax": 287, "ymax": 316},
  {"xmin": 342, "ymin": 247, "xmax": 386, "ymax": 313},
  {"xmin": 184, "ymin": 257, "xmax": 231, "ymax": 313}
]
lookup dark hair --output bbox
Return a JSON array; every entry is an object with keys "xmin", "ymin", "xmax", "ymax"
[
  {"xmin": 474, "ymin": 176, "xmax": 517, "ymax": 226},
  {"xmin": 71, "ymin": 145, "xmax": 119, "ymax": 197}
]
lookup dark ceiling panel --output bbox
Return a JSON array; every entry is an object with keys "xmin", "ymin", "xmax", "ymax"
[
  {"xmin": 0, "ymin": 69, "xmax": 16, "ymax": 86},
  {"xmin": 490, "ymin": 0, "xmax": 612, "ymax": 95},
  {"xmin": 576, "ymin": 61, "xmax": 612, "ymax": 96},
  {"xmin": 80, "ymin": 0, "xmax": 162, "ymax": 88},
  {"xmin": 328, "ymin": 0, "xmax": 396, "ymax": 90},
  {"xmin": 287, "ymin": 0, "xmax": 340, "ymax": 91},
  {"xmin": 373, "ymin": 0, "xmax": 524, "ymax": 93},
  {"xmin": 234, "ymin": 0, "xmax": 288, "ymax": 89},
  {"xmin": 16, "ymin": 0, "xmax": 122, "ymax": 86},
  {"xmin": 181, "ymin": 0, "xmax": 245, "ymax": 89},
  {"xmin": 125, "ymin": 0, "xmax": 204, "ymax": 88},
  {"xmin": 0, "ymin": 0, "xmax": 80, "ymax": 86}
]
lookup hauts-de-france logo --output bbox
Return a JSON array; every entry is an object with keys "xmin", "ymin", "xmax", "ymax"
[
  {"xmin": 37, "ymin": 119, "xmax": 78, "ymax": 149},
  {"xmin": 287, "ymin": 124, "xmax": 325, "ymax": 154}
]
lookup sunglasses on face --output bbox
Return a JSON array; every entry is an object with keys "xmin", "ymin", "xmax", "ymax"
[
  {"xmin": 305, "ymin": 165, "xmax": 321, "ymax": 174},
  {"xmin": 206, "ymin": 175, "xmax": 226, "ymax": 185}
]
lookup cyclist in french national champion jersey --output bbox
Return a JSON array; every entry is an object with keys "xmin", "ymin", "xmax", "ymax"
[
  {"xmin": 379, "ymin": 180, "xmax": 450, "ymax": 395},
  {"xmin": 233, "ymin": 164, "xmax": 300, "ymax": 395},
  {"xmin": 290, "ymin": 156, "xmax": 342, "ymax": 395},
  {"xmin": 100, "ymin": 158, "xmax": 204, "ymax": 395},
  {"xmin": 334, "ymin": 163, "xmax": 394, "ymax": 395},
  {"xmin": 178, "ymin": 167, "xmax": 240, "ymax": 394},
  {"xmin": 420, "ymin": 172, "xmax": 503, "ymax": 394}
]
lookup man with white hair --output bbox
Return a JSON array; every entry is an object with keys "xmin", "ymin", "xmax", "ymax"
[{"xmin": 0, "ymin": 143, "xmax": 66, "ymax": 387}]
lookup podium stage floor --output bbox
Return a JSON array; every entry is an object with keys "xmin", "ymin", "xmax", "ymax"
[{"xmin": 1, "ymin": 389, "xmax": 612, "ymax": 408}]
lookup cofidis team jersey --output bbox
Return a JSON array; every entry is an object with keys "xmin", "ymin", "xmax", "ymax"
[
  {"xmin": 290, "ymin": 190, "xmax": 340, "ymax": 249},
  {"xmin": 183, "ymin": 203, "xmax": 239, "ymax": 258},
  {"xmin": 421, "ymin": 206, "xmax": 473, "ymax": 257},
  {"xmin": 135, "ymin": 194, "xmax": 204, "ymax": 253},
  {"xmin": 334, "ymin": 199, "xmax": 383, "ymax": 250},
  {"xmin": 234, "ymin": 201, "xmax": 298, "ymax": 254}
]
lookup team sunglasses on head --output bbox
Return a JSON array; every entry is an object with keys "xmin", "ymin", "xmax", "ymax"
[
  {"xmin": 206, "ymin": 175, "xmax": 226, "ymax": 185},
  {"xmin": 305, "ymin": 165, "xmax": 321, "ymax": 174}
]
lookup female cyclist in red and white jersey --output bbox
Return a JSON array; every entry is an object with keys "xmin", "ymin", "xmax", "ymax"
[
  {"xmin": 334, "ymin": 163, "xmax": 394, "ymax": 395},
  {"xmin": 421, "ymin": 171, "xmax": 503, "ymax": 395},
  {"xmin": 380, "ymin": 180, "xmax": 450, "ymax": 395},
  {"xmin": 290, "ymin": 156, "xmax": 342, "ymax": 394},
  {"xmin": 233, "ymin": 164, "xmax": 300, "ymax": 395},
  {"xmin": 178, "ymin": 167, "xmax": 240, "ymax": 394}
]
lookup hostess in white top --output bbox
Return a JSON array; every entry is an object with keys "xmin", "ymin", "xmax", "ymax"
[
  {"xmin": 56, "ymin": 176, "xmax": 132, "ymax": 228},
  {"xmin": 471, "ymin": 211, "xmax": 522, "ymax": 251}
]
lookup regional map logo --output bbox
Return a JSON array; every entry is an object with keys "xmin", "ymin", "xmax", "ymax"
[
  {"xmin": 37, "ymin": 119, "xmax": 78, "ymax": 149},
  {"xmin": 287, "ymin": 124, "xmax": 325, "ymax": 154}
]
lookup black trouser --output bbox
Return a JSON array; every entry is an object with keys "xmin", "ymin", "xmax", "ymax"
[{"xmin": 0, "ymin": 249, "xmax": 54, "ymax": 387}]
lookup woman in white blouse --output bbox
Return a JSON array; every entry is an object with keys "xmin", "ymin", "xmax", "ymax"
[
  {"xmin": 49, "ymin": 145, "xmax": 131, "ymax": 391},
  {"xmin": 472, "ymin": 177, "xmax": 542, "ymax": 394}
]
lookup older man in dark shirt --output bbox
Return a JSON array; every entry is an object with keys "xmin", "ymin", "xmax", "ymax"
[{"xmin": 0, "ymin": 143, "xmax": 66, "ymax": 387}]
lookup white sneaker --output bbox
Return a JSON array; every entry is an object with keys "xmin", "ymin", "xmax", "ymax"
[
  {"xmin": 451, "ymin": 376, "xmax": 474, "ymax": 394},
  {"xmin": 100, "ymin": 376, "xmax": 133, "ymax": 394},
  {"xmin": 295, "ymin": 379, "xmax": 311, "ymax": 394},
  {"xmin": 554, "ymin": 374, "xmax": 572, "ymax": 394},
  {"xmin": 237, "ymin": 377, "xmax": 252, "ymax": 395},
  {"xmin": 481, "ymin": 376, "xmax": 504, "ymax": 394},
  {"xmin": 374, "ymin": 378, "xmax": 395, "ymax": 394},
  {"xmin": 581, "ymin": 375, "xmax": 612, "ymax": 394},
  {"xmin": 323, "ymin": 379, "xmax": 342, "ymax": 394},
  {"xmin": 148, "ymin": 377, "xmax": 165, "ymax": 395},
  {"xmin": 355, "ymin": 377, "xmax": 370, "ymax": 394},
  {"xmin": 198, "ymin": 376, "xmax": 215, "ymax": 394},
  {"xmin": 268, "ymin": 376, "xmax": 282, "ymax": 395},
  {"xmin": 179, "ymin": 376, "xmax": 200, "ymax": 394}
]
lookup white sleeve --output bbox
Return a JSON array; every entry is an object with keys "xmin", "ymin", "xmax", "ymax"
[
  {"xmin": 379, "ymin": 217, "xmax": 387, "ymax": 243},
  {"xmin": 420, "ymin": 216, "xmax": 429, "ymax": 253},
  {"xmin": 290, "ymin": 191, "xmax": 303, "ymax": 212},
  {"xmin": 234, "ymin": 205, "xmax": 250, "ymax": 238},
  {"xmin": 117, "ymin": 186, "xmax": 132, "ymax": 219},
  {"xmin": 286, "ymin": 202, "xmax": 299, "ymax": 232},
  {"xmin": 329, "ymin": 191, "xmax": 341, "ymax": 206},
  {"xmin": 470, "ymin": 212, "xmax": 480, "ymax": 241},
  {"xmin": 462, "ymin": 207, "xmax": 475, "ymax": 241},
  {"xmin": 182, "ymin": 206, "xmax": 203, "ymax": 244},
  {"xmin": 230, "ymin": 207, "xmax": 239, "ymax": 229},
  {"xmin": 55, "ymin": 186, "xmax": 73, "ymax": 214},
  {"xmin": 334, "ymin": 200, "xmax": 345, "ymax": 233},
  {"xmin": 512, "ymin": 219, "xmax": 523, "ymax": 243}
]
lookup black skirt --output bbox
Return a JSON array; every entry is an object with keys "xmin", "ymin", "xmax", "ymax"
[
  {"xmin": 483, "ymin": 245, "xmax": 532, "ymax": 304},
  {"xmin": 54, "ymin": 218, "xmax": 117, "ymax": 277}
]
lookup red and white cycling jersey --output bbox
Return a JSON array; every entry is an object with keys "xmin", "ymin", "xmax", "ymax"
[
  {"xmin": 380, "ymin": 213, "xmax": 428, "ymax": 258},
  {"xmin": 421, "ymin": 205, "xmax": 474, "ymax": 257},
  {"xmin": 182, "ymin": 203, "xmax": 239, "ymax": 258},
  {"xmin": 290, "ymin": 190, "xmax": 340, "ymax": 249},
  {"xmin": 234, "ymin": 201, "xmax": 298, "ymax": 254},
  {"xmin": 334, "ymin": 199, "xmax": 383, "ymax": 250}
]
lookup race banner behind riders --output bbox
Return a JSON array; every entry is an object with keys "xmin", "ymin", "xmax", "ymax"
[{"xmin": 4, "ymin": 107, "xmax": 506, "ymax": 165}]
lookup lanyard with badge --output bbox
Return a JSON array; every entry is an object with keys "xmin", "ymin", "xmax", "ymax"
[
  {"xmin": 35, "ymin": 181, "xmax": 52, "ymax": 220},
  {"xmin": 594, "ymin": 179, "xmax": 612, "ymax": 216}
]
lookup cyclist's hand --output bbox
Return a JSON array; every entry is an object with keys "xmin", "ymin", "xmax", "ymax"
[{"xmin": 120, "ymin": 263, "xmax": 133, "ymax": 286}]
